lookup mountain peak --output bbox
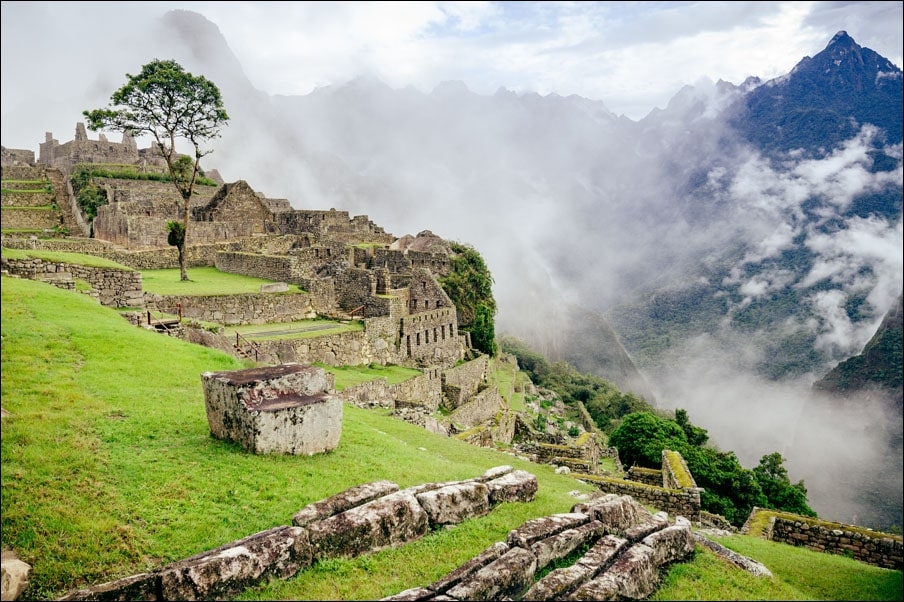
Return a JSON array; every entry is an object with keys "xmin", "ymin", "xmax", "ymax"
[{"xmin": 827, "ymin": 30, "xmax": 856, "ymax": 48}]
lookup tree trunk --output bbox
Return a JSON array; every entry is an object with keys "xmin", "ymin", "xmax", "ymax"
[{"xmin": 180, "ymin": 198, "xmax": 190, "ymax": 281}]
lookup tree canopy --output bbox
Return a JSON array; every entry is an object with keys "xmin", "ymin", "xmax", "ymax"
[
  {"xmin": 609, "ymin": 409, "xmax": 816, "ymax": 526},
  {"xmin": 84, "ymin": 59, "xmax": 229, "ymax": 280},
  {"xmin": 440, "ymin": 242, "xmax": 497, "ymax": 355}
]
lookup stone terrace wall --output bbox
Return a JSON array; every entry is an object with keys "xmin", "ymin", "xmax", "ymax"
[
  {"xmin": 441, "ymin": 355, "xmax": 489, "ymax": 410},
  {"xmin": 59, "ymin": 466, "xmax": 538, "ymax": 602},
  {"xmin": 260, "ymin": 329, "xmax": 398, "ymax": 367},
  {"xmin": 215, "ymin": 251, "xmax": 307, "ymax": 284},
  {"xmin": 743, "ymin": 508, "xmax": 904, "ymax": 570},
  {"xmin": 339, "ymin": 370, "xmax": 445, "ymax": 413},
  {"xmin": 770, "ymin": 518, "xmax": 902, "ymax": 570},
  {"xmin": 393, "ymin": 368, "xmax": 443, "ymax": 411},
  {"xmin": 576, "ymin": 475, "xmax": 702, "ymax": 523},
  {"xmin": 1, "ymin": 257, "xmax": 143, "ymax": 308},
  {"xmin": 147, "ymin": 291, "xmax": 317, "ymax": 326},
  {"xmin": 626, "ymin": 467, "xmax": 662, "ymax": 487},
  {"xmin": 1, "ymin": 208, "xmax": 61, "ymax": 231},
  {"xmin": 448, "ymin": 386, "xmax": 504, "ymax": 433}
]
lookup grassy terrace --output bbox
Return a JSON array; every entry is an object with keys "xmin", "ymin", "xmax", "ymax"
[
  {"xmin": 316, "ymin": 362, "xmax": 423, "ymax": 391},
  {"xmin": 1, "ymin": 247, "xmax": 134, "ymax": 269},
  {"xmin": 231, "ymin": 319, "xmax": 363, "ymax": 341},
  {"xmin": 3, "ymin": 276, "xmax": 901, "ymax": 601},
  {"xmin": 141, "ymin": 267, "xmax": 304, "ymax": 295}
]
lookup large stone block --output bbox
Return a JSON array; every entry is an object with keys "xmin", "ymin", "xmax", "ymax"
[
  {"xmin": 201, "ymin": 363, "xmax": 341, "ymax": 455},
  {"xmin": 157, "ymin": 526, "xmax": 311, "ymax": 601},
  {"xmin": 415, "ymin": 481, "xmax": 491, "ymax": 526},
  {"xmin": 306, "ymin": 490, "xmax": 429, "ymax": 560}
]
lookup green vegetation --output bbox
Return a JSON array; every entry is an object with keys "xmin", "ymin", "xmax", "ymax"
[
  {"xmin": 315, "ymin": 363, "xmax": 422, "ymax": 391},
  {"xmin": 140, "ymin": 267, "xmax": 302, "ymax": 295},
  {"xmin": 665, "ymin": 450, "xmax": 695, "ymax": 488},
  {"xmin": 2, "ymin": 276, "xmax": 901, "ymax": 600},
  {"xmin": 440, "ymin": 242, "xmax": 497, "ymax": 356},
  {"xmin": 231, "ymin": 319, "xmax": 363, "ymax": 341},
  {"xmin": 488, "ymin": 357, "xmax": 531, "ymax": 411},
  {"xmin": 654, "ymin": 536, "xmax": 903, "ymax": 601},
  {"xmin": 1, "ymin": 247, "xmax": 134, "ymax": 270},
  {"xmin": 609, "ymin": 411, "xmax": 816, "ymax": 527},
  {"xmin": 500, "ymin": 335, "xmax": 655, "ymax": 432},
  {"xmin": 0, "ymin": 275, "xmax": 596, "ymax": 600},
  {"xmin": 85, "ymin": 58, "xmax": 230, "ymax": 281}
]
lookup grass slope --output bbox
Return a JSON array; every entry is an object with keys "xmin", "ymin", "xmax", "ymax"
[{"xmin": 2, "ymin": 275, "xmax": 900, "ymax": 601}]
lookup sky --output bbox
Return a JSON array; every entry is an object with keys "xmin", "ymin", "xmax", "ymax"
[{"xmin": 2, "ymin": 0, "xmax": 903, "ymax": 151}]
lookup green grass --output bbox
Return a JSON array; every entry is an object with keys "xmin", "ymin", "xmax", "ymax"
[
  {"xmin": 1, "ymin": 247, "xmax": 134, "ymax": 269},
  {"xmin": 2, "ymin": 275, "xmax": 900, "ymax": 601},
  {"xmin": 0, "ymin": 276, "xmax": 596, "ymax": 600},
  {"xmin": 653, "ymin": 535, "xmax": 903, "ymax": 601},
  {"xmin": 489, "ymin": 357, "xmax": 530, "ymax": 411},
  {"xmin": 231, "ymin": 319, "xmax": 363, "ymax": 341},
  {"xmin": 140, "ymin": 267, "xmax": 303, "ymax": 295},
  {"xmin": 316, "ymin": 362, "xmax": 423, "ymax": 391}
]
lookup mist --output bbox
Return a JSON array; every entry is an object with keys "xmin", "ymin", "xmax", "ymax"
[{"xmin": 2, "ymin": 6, "xmax": 901, "ymax": 530}]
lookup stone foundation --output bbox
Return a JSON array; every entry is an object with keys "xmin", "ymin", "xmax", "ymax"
[{"xmin": 201, "ymin": 363, "xmax": 341, "ymax": 455}]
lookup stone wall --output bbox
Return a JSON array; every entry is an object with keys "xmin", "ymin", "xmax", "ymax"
[
  {"xmin": 577, "ymin": 475, "xmax": 702, "ymax": 524},
  {"xmin": 447, "ymin": 386, "xmax": 504, "ymax": 432},
  {"xmin": 745, "ymin": 508, "xmax": 903, "ymax": 570},
  {"xmin": 1, "ymin": 257, "xmax": 143, "ymax": 308},
  {"xmin": 407, "ymin": 268, "xmax": 453, "ymax": 313},
  {"xmin": 0, "ymin": 208, "xmax": 61, "ymax": 230},
  {"xmin": 400, "ymin": 307, "xmax": 461, "ymax": 366},
  {"xmin": 626, "ymin": 467, "xmax": 662, "ymax": 487},
  {"xmin": 261, "ymin": 329, "xmax": 398, "ymax": 368},
  {"xmin": 215, "ymin": 251, "xmax": 302, "ymax": 285},
  {"xmin": 392, "ymin": 368, "xmax": 443, "ymax": 411},
  {"xmin": 59, "ymin": 466, "xmax": 538, "ymax": 602},
  {"xmin": 441, "ymin": 355, "xmax": 489, "ymax": 410},
  {"xmin": 1, "ymin": 148, "xmax": 36, "ymax": 167},
  {"xmin": 384, "ymin": 493, "xmax": 696, "ymax": 601},
  {"xmin": 147, "ymin": 291, "xmax": 317, "ymax": 326},
  {"xmin": 2, "ymin": 190, "xmax": 54, "ymax": 208}
]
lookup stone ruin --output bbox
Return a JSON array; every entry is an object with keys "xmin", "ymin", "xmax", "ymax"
[
  {"xmin": 58, "ymin": 466, "xmax": 539, "ymax": 601},
  {"xmin": 201, "ymin": 363, "xmax": 341, "ymax": 455}
]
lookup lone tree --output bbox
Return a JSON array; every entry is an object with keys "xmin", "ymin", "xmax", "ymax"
[{"xmin": 84, "ymin": 59, "xmax": 229, "ymax": 280}]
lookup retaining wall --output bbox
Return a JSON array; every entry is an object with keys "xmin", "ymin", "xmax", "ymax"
[{"xmin": 1, "ymin": 256, "xmax": 143, "ymax": 308}]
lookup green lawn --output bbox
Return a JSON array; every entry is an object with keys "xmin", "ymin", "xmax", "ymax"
[
  {"xmin": 1, "ymin": 247, "xmax": 133, "ymax": 269},
  {"xmin": 140, "ymin": 266, "xmax": 303, "ymax": 295},
  {"xmin": 2, "ymin": 275, "xmax": 900, "ymax": 601},
  {"xmin": 317, "ymin": 362, "xmax": 423, "ymax": 391},
  {"xmin": 231, "ymin": 319, "xmax": 363, "ymax": 341}
]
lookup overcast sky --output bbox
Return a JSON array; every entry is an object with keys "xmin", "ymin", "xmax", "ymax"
[{"xmin": 2, "ymin": 1, "xmax": 903, "ymax": 151}]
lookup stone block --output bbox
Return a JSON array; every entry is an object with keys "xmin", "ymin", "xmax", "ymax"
[
  {"xmin": 416, "ymin": 481, "xmax": 491, "ymax": 526},
  {"xmin": 306, "ymin": 490, "xmax": 429, "ymax": 560},
  {"xmin": 157, "ymin": 526, "xmax": 311, "ymax": 601},
  {"xmin": 260, "ymin": 282, "xmax": 289, "ymax": 293},
  {"xmin": 201, "ymin": 363, "xmax": 341, "ymax": 455}
]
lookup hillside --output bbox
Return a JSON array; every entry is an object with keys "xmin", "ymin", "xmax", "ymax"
[
  {"xmin": 1, "ymin": 275, "xmax": 901, "ymax": 601},
  {"xmin": 814, "ymin": 291, "xmax": 904, "ymax": 406}
]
